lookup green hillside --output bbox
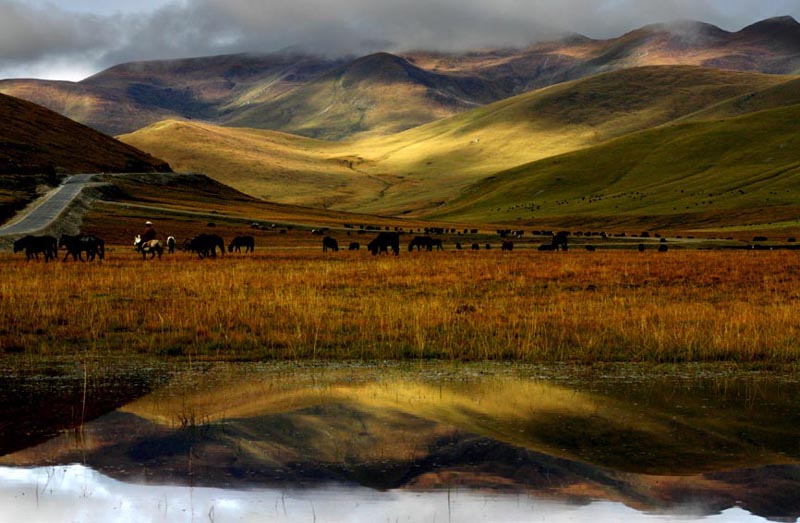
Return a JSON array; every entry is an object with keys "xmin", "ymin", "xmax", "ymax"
[
  {"xmin": 349, "ymin": 66, "xmax": 788, "ymax": 215},
  {"xmin": 428, "ymin": 104, "xmax": 800, "ymax": 230}
]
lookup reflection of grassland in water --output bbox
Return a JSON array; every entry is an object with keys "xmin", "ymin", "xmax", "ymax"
[
  {"xmin": 121, "ymin": 365, "xmax": 800, "ymax": 474},
  {"xmin": 1, "ymin": 249, "xmax": 799, "ymax": 363}
]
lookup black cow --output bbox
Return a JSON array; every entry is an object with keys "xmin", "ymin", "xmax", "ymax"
[
  {"xmin": 228, "ymin": 235, "xmax": 255, "ymax": 253},
  {"xmin": 408, "ymin": 236, "xmax": 443, "ymax": 252},
  {"xmin": 188, "ymin": 233, "xmax": 225, "ymax": 258},
  {"xmin": 368, "ymin": 232, "xmax": 400, "ymax": 256},
  {"xmin": 13, "ymin": 235, "xmax": 57, "ymax": 262},
  {"xmin": 501, "ymin": 240, "xmax": 513, "ymax": 251},
  {"xmin": 59, "ymin": 234, "xmax": 105, "ymax": 261},
  {"xmin": 323, "ymin": 236, "xmax": 339, "ymax": 252},
  {"xmin": 348, "ymin": 242, "xmax": 360, "ymax": 251}
]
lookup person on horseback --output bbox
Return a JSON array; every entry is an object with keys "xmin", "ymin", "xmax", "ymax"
[{"xmin": 141, "ymin": 221, "xmax": 157, "ymax": 243}]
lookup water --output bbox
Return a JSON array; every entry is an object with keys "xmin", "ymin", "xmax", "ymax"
[{"xmin": 1, "ymin": 362, "xmax": 798, "ymax": 522}]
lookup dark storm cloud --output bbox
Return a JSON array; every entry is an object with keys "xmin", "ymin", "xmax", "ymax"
[
  {"xmin": 1, "ymin": 0, "xmax": 798, "ymax": 79},
  {"xmin": 0, "ymin": 2, "xmax": 115, "ymax": 61}
]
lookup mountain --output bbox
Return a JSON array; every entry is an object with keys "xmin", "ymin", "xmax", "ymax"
[
  {"xmin": 121, "ymin": 66, "xmax": 793, "ymax": 218},
  {"xmin": 1, "ymin": 17, "xmax": 798, "ymax": 138},
  {"xmin": 224, "ymin": 52, "xmax": 500, "ymax": 139},
  {"xmin": 0, "ymin": 53, "xmax": 345, "ymax": 136}
]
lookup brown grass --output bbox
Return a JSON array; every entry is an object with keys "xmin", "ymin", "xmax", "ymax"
[{"xmin": 1, "ymin": 248, "xmax": 798, "ymax": 363}]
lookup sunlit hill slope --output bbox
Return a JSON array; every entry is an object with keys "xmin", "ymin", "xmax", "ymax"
[
  {"xmin": 120, "ymin": 65, "xmax": 797, "ymax": 226},
  {"xmin": 430, "ymin": 103, "xmax": 800, "ymax": 229}
]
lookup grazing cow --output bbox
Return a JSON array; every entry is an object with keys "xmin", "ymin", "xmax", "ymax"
[
  {"xmin": 228, "ymin": 235, "xmax": 255, "ymax": 253},
  {"xmin": 485, "ymin": 244, "xmax": 491, "ymax": 250},
  {"xmin": 322, "ymin": 236, "xmax": 339, "ymax": 252},
  {"xmin": 188, "ymin": 233, "xmax": 225, "ymax": 258},
  {"xmin": 368, "ymin": 232, "xmax": 400, "ymax": 256},
  {"xmin": 59, "ymin": 234, "xmax": 105, "ymax": 261},
  {"xmin": 552, "ymin": 231, "xmax": 569, "ymax": 251},
  {"xmin": 471, "ymin": 243, "xmax": 480, "ymax": 250},
  {"xmin": 585, "ymin": 245, "xmax": 597, "ymax": 252},
  {"xmin": 166, "ymin": 236, "xmax": 176, "ymax": 254},
  {"xmin": 13, "ymin": 235, "xmax": 57, "ymax": 262},
  {"xmin": 348, "ymin": 242, "xmax": 360, "ymax": 251},
  {"xmin": 501, "ymin": 240, "xmax": 513, "ymax": 251},
  {"xmin": 638, "ymin": 243, "xmax": 646, "ymax": 252},
  {"xmin": 408, "ymin": 236, "xmax": 443, "ymax": 252},
  {"xmin": 539, "ymin": 232, "xmax": 569, "ymax": 252},
  {"xmin": 455, "ymin": 242, "xmax": 462, "ymax": 250},
  {"xmin": 134, "ymin": 235, "xmax": 163, "ymax": 260},
  {"xmin": 658, "ymin": 244, "xmax": 669, "ymax": 253}
]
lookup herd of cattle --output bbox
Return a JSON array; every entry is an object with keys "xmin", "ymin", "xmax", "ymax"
[
  {"xmin": 11, "ymin": 232, "xmax": 258, "ymax": 262},
  {"xmin": 9, "ymin": 228, "xmax": 669, "ymax": 262}
]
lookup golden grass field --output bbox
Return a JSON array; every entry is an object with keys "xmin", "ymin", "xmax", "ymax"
[{"xmin": 2, "ymin": 246, "xmax": 798, "ymax": 363}]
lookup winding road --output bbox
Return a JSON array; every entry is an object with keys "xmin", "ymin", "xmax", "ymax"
[{"xmin": 0, "ymin": 174, "xmax": 97, "ymax": 237}]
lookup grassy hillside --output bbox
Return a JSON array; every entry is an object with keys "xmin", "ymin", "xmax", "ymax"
[
  {"xmin": 124, "ymin": 66, "xmax": 793, "ymax": 219},
  {"xmin": 117, "ymin": 119, "xmax": 384, "ymax": 208},
  {"xmin": 0, "ymin": 92, "xmax": 171, "ymax": 175},
  {"xmin": 428, "ymin": 103, "xmax": 800, "ymax": 229},
  {"xmin": 348, "ymin": 66, "xmax": 788, "ymax": 215}
]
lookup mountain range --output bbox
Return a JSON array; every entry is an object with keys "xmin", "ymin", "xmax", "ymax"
[
  {"xmin": 1, "ymin": 16, "xmax": 799, "ymax": 232},
  {"xmin": 1, "ymin": 16, "xmax": 799, "ymax": 139}
]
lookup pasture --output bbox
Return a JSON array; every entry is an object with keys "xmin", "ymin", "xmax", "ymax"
[{"xmin": 1, "ymin": 246, "xmax": 798, "ymax": 363}]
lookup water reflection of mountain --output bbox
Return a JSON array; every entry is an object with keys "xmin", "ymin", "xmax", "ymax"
[{"xmin": 2, "ymin": 365, "xmax": 799, "ymax": 522}]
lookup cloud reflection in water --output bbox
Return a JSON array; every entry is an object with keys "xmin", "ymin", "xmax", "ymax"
[{"xmin": 0, "ymin": 464, "xmax": 768, "ymax": 523}]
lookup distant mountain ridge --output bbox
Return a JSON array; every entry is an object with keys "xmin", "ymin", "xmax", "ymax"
[{"xmin": 1, "ymin": 16, "xmax": 798, "ymax": 139}]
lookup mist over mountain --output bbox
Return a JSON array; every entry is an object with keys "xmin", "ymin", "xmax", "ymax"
[{"xmin": 0, "ymin": 16, "xmax": 797, "ymax": 138}]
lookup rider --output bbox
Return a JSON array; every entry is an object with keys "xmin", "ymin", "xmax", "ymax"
[{"xmin": 141, "ymin": 221, "xmax": 157, "ymax": 243}]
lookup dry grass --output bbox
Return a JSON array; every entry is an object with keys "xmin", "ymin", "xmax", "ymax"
[{"xmin": 1, "ymin": 248, "xmax": 798, "ymax": 363}]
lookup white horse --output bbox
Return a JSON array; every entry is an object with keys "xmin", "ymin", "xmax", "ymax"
[{"xmin": 134, "ymin": 234, "xmax": 163, "ymax": 260}]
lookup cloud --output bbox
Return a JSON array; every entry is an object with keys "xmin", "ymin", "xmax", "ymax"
[{"xmin": 1, "ymin": 0, "xmax": 798, "ymax": 80}]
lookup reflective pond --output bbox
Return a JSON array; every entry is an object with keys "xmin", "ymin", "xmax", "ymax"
[{"xmin": 1, "ymin": 362, "xmax": 799, "ymax": 522}]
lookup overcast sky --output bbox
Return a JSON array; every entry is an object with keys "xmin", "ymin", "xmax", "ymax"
[{"xmin": 1, "ymin": 0, "xmax": 798, "ymax": 81}]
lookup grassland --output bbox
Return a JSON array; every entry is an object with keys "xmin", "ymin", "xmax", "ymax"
[{"xmin": 2, "ymin": 246, "xmax": 798, "ymax": 364}]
